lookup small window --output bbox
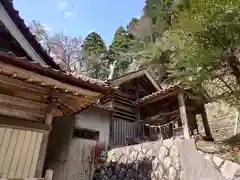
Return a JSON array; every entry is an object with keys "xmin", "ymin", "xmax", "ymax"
[{"xmin": 73, "ymin": 128, "xmax": 99, "ymax": 141}]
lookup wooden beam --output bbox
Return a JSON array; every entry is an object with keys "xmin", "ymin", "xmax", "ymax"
[
  {"xmin": 0, "ymin": 116, "xmax": 51, "ymax": 132},
  {"xmin": 0, "ymin": 73, "xmax": 49, "ymax": 93},
  {"xmin": 136, "ymin": 78, "xmax": 140, "ymax": 121},
  {"xmin": 0, "ymin": 93, "xmax": 47, "ymax": 112},
  {"xmin": 0, "ymin": 85, "xmax": 48, "ymax": 103},
  {"xmin": 0, "ymin": 103, "xmax": 45, "ymax": 122},
  {"xmin": 35, "ymin": 102, "xmax": 59, "ymax": 177},
  {"xmin": 178, "ymin": 92, "xmax": 191, "ymax": 139},
  {"xmin": 45, "ymin": 103, "xmax": 59, "ymax": 125},
  {"xmin": 0, "ymin": 61, "xmax": 101, "ymax": 97},
  {"xmin": 113, "ymin": 109, "xmax": 136, "ymax": 118}
]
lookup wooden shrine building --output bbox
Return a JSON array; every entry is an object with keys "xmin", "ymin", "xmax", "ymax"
[
  {"xmin": 98, "ymin": 70, "xmax": 213, "ymax": 148},
  {"xmin": 137, "ymin": 85, "xmax": 213, "ymax": 141},
  {"xmin": 98, "ymin": 69, "xmax": 161, "ymax": 147},
  {"xmin": 0, "ymin": 0, "xmax": 109, "ymax": 179}
]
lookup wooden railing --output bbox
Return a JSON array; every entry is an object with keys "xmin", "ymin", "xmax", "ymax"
[{"xmin": 0, "ymin": 169, "xmax": 53, "ymax": 180}]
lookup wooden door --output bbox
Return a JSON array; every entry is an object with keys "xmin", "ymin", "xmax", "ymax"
[
  {"xmin": 52, "ymin": 138, "xmax": 97, "ymax": 180},
  {"xmin": 0, "ymin": 127, "xmax": 43, "ymax": 178}
]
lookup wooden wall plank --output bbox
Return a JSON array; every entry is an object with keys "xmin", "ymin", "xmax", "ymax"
[
  {"xmin": 110, "ymin": 119, "xmax": 143, "ymax": 147},
  {"xmin": 15, "ymin": 130, "xmax": 32, "ymax": 178},
  {"xmin": 0, "ymin": 127, "xmax": 6, "ymax": 149},
  {"xmin": 29, "ymin": 133, "xmax": 43, "ymax": 178},
  {"xmin": 2, "ymin": 129, "xmax": 19, "ymax": 177},
  {"xmin": 8, "ymin": 130, "xmax": 26, "ymax": 178},
  {"xmin": 0, "ymin": 128, "xmax": 13, "ymax": 174},
  {"xmin": 0, "ymin": 127, "xmax": 45, "ymax": 179},
  {"xmin": 22, "ymin": 132, "xmax": 38, "ymax": 178}
]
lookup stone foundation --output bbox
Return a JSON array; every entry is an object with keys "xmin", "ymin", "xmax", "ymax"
[
  {"xmin": 93, "ymin": 137, "xmax": 240, "ymax": 180},
  {"xmin": 202, "ymin": 153, "xmax": 240, "ymax": 180},
  {"xmin": 93, "ymin": 137, "xmax": 183, "ymax": 180}
]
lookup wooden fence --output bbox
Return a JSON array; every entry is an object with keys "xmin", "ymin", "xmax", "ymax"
[
  {"xmin": 0, "ymin": 169, "xmax": 53, "ymax": 180},
  {"xmin": 110, "ymin": 119, "xmax": 143, "ymax": 148}
]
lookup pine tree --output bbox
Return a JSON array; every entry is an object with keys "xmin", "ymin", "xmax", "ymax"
[
  {"xmin": 82, "ymin": 32, "xmax": 109, "ymax": 79},
  {"xmin": 82, "ymin": 32, "xmax": 107, "ymax": 55}
]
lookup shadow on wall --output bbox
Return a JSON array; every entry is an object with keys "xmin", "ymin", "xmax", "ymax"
[{"xmin": 93, "ymin": 158, "xmax": 152, "ymax": 180}]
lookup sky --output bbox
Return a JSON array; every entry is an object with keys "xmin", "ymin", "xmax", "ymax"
[{"xmin": 13, "ymin": 0, "xmax": 145, "ymax": 45}]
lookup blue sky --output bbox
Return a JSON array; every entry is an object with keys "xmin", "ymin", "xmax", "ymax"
[{"xmin": 14, "ymin": 0, "xmax": 145, "ymax": 45}]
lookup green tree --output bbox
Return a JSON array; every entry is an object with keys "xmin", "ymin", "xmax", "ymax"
[
  {"xmin": 140, "ymin": 0, "xmax": 240, "ymax": 108},
  {"xmin": 108, "ymin": 26, "xmax": 143, "ymax": 78},
  {"xmin": 82, "ymin": 32, "xmax": 107, "ymax": 54},
  {"xmin": 82, "ymin": 32, "xmax": 109, "ymax": 79}
]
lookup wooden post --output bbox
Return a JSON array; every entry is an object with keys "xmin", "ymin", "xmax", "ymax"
[
  {"xmin": 136, "ymin": 79, "xmax": 140, "ymax": 121},
  {"xmin": 178, "ymin": 92, "xmax": 191, "ymax": 139},
  {"xmin": 200, "ymin": 105, "xmax": 213, "ymax": 140},
  {"xmin": 45, "ymin": 169, "xmax": 53, "ymax": 180},
  {"xmin": 234, "ymin": 111, "xmax": 239, "ymax": 135},
  {"xmin": 35, "ymin": 102, "xmax": 58, "ymax": 177}
]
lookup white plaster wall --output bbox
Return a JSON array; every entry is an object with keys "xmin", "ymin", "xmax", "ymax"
[{"xmin": 74, "ymin": 106, "xmax": 111, "ymax": 147}]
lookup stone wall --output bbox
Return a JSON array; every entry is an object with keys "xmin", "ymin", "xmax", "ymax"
[
  {"xmin": 93, "ymin": 137, "xmax": 240, "ymax": 180},
  {"xmin": 93, "ymin": 137, "xmax": 183, "ymax": 180},
  {"xmin": 201, "ymin": 152, "xmax": 240, "ymax": 180}
]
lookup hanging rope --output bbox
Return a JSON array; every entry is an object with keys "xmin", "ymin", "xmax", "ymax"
[{"xmin": 144, "ymin": 117, "xmax": 180, "ymax": 129}]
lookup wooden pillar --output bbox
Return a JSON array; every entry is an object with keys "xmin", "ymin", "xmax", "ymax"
[
  {"xmin": 45, "ymin": 169, "xmax": 53, "ymax": 180},
  {"xmin": 136, "ymin": 79, "xmax": 140, "ymax": 121},
  {"xmin": 200, "ymin": 105, "xmax": 213, "ymax": 140},
  {"xmin": 178, "ymin": 92, "xmax": 191, "ymax": 139},
  {"xmin": 35, "ymin": 103, "xmax": 58, "ymax": 177}
]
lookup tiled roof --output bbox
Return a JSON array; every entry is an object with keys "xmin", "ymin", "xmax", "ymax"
[
  {"xmin": 138, "ymin": 84, "xmax": 180, "ymax": 103},
  {"xmin": 0, "ymin": 52, "xmax": 110, "ymax": 93},
  {"xmin": 112, "ymin": 68, "xmax": 147, "ymax": 80},
  {"xmin": 1, "ymin": 0, "xmax": 60, "ymax": 69}
]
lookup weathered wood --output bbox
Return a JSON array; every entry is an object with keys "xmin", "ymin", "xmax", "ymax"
[
  {"xmin": 34, "ymin": 103, "xmax": 58, "ymax": 177},
  {"xmin": 136, "ymin": 78, "xmax": 140, "ymax": 121},
  {"xmin": 113, "ymin": 109, "xmax": 136, "ymax": 118},
  {"xmin": 0, "ymin": 127, "xmax": 43, "ymax": 178},
  {"xmin": 0, "ymin": 62, "xmax": 101, "ymax": 97},
  {"xmin": 0, "ymin": 73, "xmax": 49, "ymax": 94},
  {"xmin": 114, "ymin": 97, "xmax": 135, "ymax": 107},
  {"xmin": 0, "ymin": 116, "xmax": 51, "ymax": 132},
  {"xmin": 113, "ymin": 114, "xmax": 135, "ymax": 122},
  {"xmin": 178, "ymin": 92, "xmax": 191, "ymax": 139},
  {"xmin": 0, "ymin": 105, "xmax": 45, "ymax": 122},
  {"xmin": 234, "ymin": 111, "xmax": 239, "ymax": 135},
  {"xmin": 114, "ymin": 102, "xmax": 136, "ymax": 113},
  {"xmin": 35, "ymin": 133, "xmax": 48, "ymax": 177},
  {"xmin": 114, "ymin": 90, "xmax": 135, "ymax": 100},
  {"xmin": 0, "ymin": 85, "xmax": 48, "ymax": 103},
  {"xmin": 29, "ymin": 133, "xmax": 43, "ymax": 177},
  {"xmin": 45, "ymin": 103, "xmax": 59, "ymax": 125},
  {"xmin": 0, "ymin": 93, "xmax": 48, "ymax": 112},
  {"xmin": 7, "ymin": 130, "xmax": 25, "ymax": 178},
  {"xmin": 45, "ymin": 169, "xmax": 53, "ymax": 180}
]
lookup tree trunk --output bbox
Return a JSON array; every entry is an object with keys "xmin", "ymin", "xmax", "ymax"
[{"xmin": 227, "ymin": 55, "xmax": 240, "ymax": 85}]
